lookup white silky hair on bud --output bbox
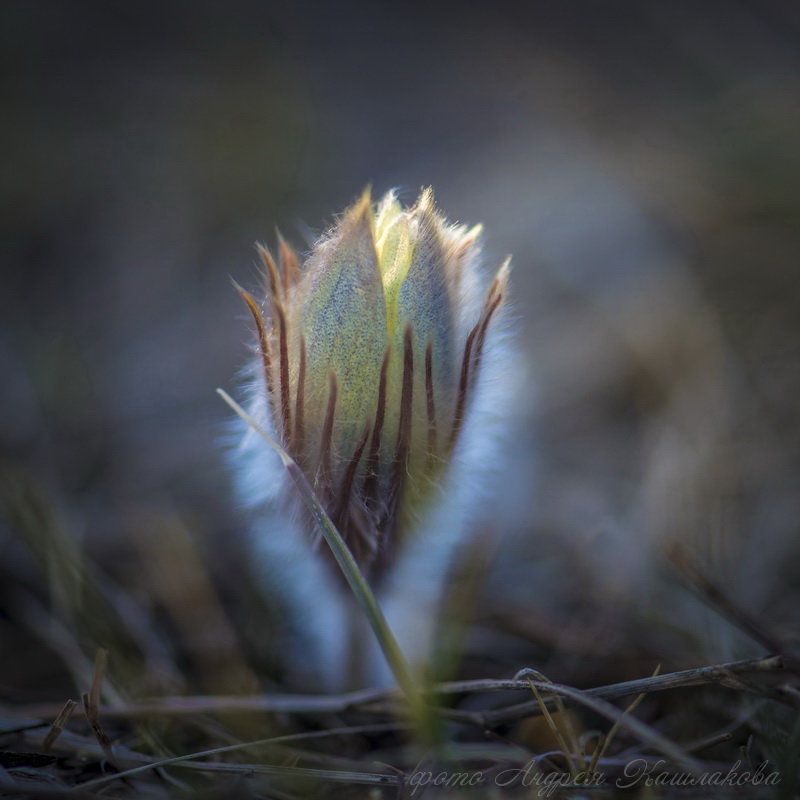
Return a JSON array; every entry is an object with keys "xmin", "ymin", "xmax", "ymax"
[{"xmin": 227, "ymin": 362, "xmax": 352, "ymax": 690}]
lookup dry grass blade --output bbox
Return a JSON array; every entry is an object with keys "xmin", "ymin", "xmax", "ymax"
[
  {"xmin": 590, "ymin": 664, "xmax": 661, "ymax": 772},
  {"xmin": 514, "ymin": 678, "xmax": 705, "ymax": 775},
  {"xmin": 41, "ymin": 698, "xmax": 77, "ymax": 752},
  {"xmin": 184, "ymin": 763, "xmax": 400, "ymax": 788},
  {"xmin": 82, "ymin": 648, "xmax": 116, "ymax": 767},
  {"xmin": 515, "ymin": 668, "xmax": 579, "ymax": 776}
]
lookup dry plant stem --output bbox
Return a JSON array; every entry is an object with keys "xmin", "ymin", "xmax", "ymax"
[
  {"xmin": 685, "ymin": 730, "xmax": 735, "ymax": 754},
  {"xmin": 78, "ymin": 722, "xmax": 406, "ymax": 789},
  {"xmin": 216, "ymin": 389, "xmax": 428, "ymax": 727},
  {"xmin": 481, "ymin": 654, "xmax": 788, "ymax": 726},
  {"xmin": 12, "ymin": 655, "xmax": 786, "ymax": 725},
  {"xmin": 82, "ymin": 648, "xmax": 117, "ymax": 767},
  {"xmin": 41, "ymin": 698, "xmax": 77, "ymax": 752}
]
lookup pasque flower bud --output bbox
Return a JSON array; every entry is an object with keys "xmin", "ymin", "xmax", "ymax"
[{"xmin": 232, "ymin": 188, "xmax": 513, "ymax": 686}]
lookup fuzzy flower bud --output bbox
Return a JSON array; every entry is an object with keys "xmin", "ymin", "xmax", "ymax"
[
  {"xmin": 232, "ymin": 188, "xmax": 514, "ymax": 686},
  {"xmin": 238, "ymin": 189, "xmax": 508, "ymax": 578}
]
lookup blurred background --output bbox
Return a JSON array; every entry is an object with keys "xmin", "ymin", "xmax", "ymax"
[{"xmin": 2, "ymin": 0, "xmax": 799, "ymax": 709}]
